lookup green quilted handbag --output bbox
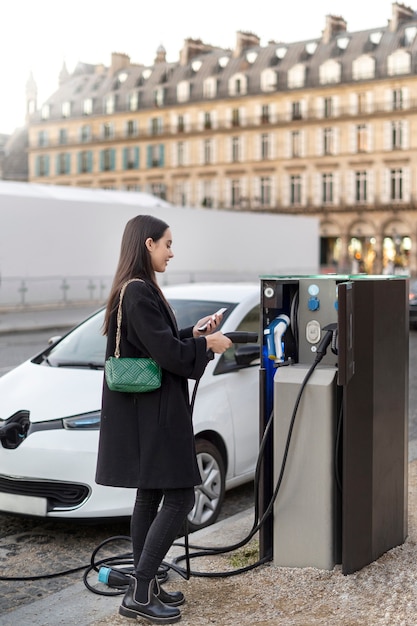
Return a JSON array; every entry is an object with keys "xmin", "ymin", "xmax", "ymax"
[
  {"xmin": 105, "ymin": 356, "xmax": 161, "ymax": 393},
  {"xmin": 104, "ymin": 279, "xmax": 162, "ymax": 393}
]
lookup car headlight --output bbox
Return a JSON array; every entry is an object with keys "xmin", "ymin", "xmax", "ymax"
[{"xmin": 62, "ymin": 411, "xmax": 101, "ymax": 430}]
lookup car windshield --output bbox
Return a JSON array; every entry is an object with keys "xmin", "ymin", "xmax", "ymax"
[{"xmin": 43, "ymin": 298, "xmax": 234, "ymax": 368}]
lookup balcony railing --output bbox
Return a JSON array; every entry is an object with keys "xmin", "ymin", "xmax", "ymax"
[{"xmin": 29, "ymin": 100, "xmax": 417, "ymax": 149}]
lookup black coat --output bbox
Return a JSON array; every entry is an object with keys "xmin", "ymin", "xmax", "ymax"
[{"xmin": 95, "ymin": 279, "xmax": 209, "ymax": 489}]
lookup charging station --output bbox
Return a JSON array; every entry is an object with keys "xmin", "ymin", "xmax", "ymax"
[{"xmin": 259, "ymin": 275, "xmax": 408, "ymax": 575}]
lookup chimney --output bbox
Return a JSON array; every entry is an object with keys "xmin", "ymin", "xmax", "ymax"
[
  {"xmin": 234, "ymin": 31, "xmax": 260, "ymax": 58},
  {"xmin": 179, "ymin": 38, "xmax": 215, "ymax": 65},
  {"xmin": 110, "ymin": 52, "xmax": 130, "ymax": 75},
  {"xmin": 322, "ymin": 15, "xmax": 347, "ymax": 44},
  {"xmin": 389, "ymin": 2, "xmax": 414, "ymax": 31}
]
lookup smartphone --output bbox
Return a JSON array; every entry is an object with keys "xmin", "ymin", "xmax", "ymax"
[{"xmin": 198, "ymin": 307, "xmax": 228, "ymax": 332}]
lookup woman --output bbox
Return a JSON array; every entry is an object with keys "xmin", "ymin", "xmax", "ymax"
[{"xmin": 95, "ymin": 215, "xmax": 231, "ymax": 624}]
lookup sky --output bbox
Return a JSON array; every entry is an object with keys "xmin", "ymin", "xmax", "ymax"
[{"xmin": 0, "ymin": 0, "xmax": 406, "ymax": 135}]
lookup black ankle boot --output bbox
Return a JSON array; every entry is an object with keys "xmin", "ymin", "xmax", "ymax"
[
  {"xmin": 154, "ymin": 577, "xmax": 185, "ymax": 606},
  {"xmin": 119, "ymin": 577, "xmax": 181, "ymax": 624}
]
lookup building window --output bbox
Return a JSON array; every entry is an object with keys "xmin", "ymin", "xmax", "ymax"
[
  {"xmin": 123, "ymin": 147, "xmax": 139, "ymax": 169},
  {"xmin": 392, "ymin": 121, "xmax": 403, "ymax": 149},
  {"xmin": 129, "ymin": 91, "xmax": 142, "ymax": 111},
  {"xmin": 288, "ymin": 63, "xmax": 306, "ymax": 88},
  {"xmin": 177, "ymin": 115, "xmax": 185, "ymax": 133},
  {"xmin": 102, "ymin": 123, "xmax": 114, "ymax": 139},
  {"xmin": 149, "ymin": 183, "xmax": 167, "ymax": 200},
  {"xmin": 319, "ymin": 59, "xmax": 341, "ymax": 85},
  {"xmin": 387, "ymin": 50, "xmax": 411, "ymax": 76},
  {"xmin": 150, "ymin": 117, "xmax": 163, "ymax": 135},
  {"xmin": 203, "ymin": 77, "xmax": 217, "ymax": 98},
  {"xmin": 231, "ymin": 136, "xmax": 240, "ymax": 162},
  {"xmin": 56, "ymin": 153, "xmax": 70, "ymax": 175},
  {"xmin": 322, "ymin": 173, "xmax": 333, "ymax": 203},
  {"xmin": 261, "ymin": 105, "xmax": 270, "ymax": 124},
  {"xmin": 204, "ymin": 112, "xmax": 211, "ymax": 129},
  {"xmin": 202, "ymin": 180, "xmax": 213, "ymax": 207},
  {"xmin": 104, "ymin": 95, "xmax": 116, "ymax": 114},
  {"xmin": 174, "ymin": 181, "xmax": 187, "ymax": 206},
  {"xmin": 392, "ymin": 89, "xmax": 403, "ymax": 110},
  {"xmin": 78, "ymin": 151, "xmax": 93, "ymax": 173},
  {"xmin": 292, "ymin": 101, "xmax": 302, "ymax": 120},
  {"xmin": 261, "ymin": 134, "xmax": 270, "ymax": 159},
  {"xmin": 58, "ymin": 129, "xmax": 67, "ymax": 145},
  {"xmin": 154, "ymin": 88, "xmax": 165, "ymax": 107},
  {"xmin": 126, "ymin": 120, "xmax": 138, "ymax": 137},
  {"xmin": 291, "ymin": 131, "xmax": 300, "ymax": 157},
  {"xmin": 290, "ymin": 175, "xmax": 302, "ymax": 205},
  {"xmin": 357, "ymin": 93, "xmax": 367, "ymax": 113},
  {"xmin": 324, "ymin": 97, "xmax": 333, "ymax": 118},
  {"xmin": 355, "ymin": 171, "xmax": 367, "ymax": 203},
  {"xmin": 80, "ymin": 124, "xmax": 91, "ymax": 142},
  {"xmin": 390, "ymin": 169, "xmax": 403, "ymax": 201},
  {"xmin": 100, "ymin": 149, "xmax": 115, "ymax": 171},
  {"xmin": 231, "ymin": 179, "xmax": 241, "ymax": 208},
  {"xmin": 232, "ymin": 108, "xmax": 240, "ymax": 127},
  {"xmin": 41, "ymin": 104, "xmax": 50, "ymax": 120},
  {"xmin": 38, "ymin": 130, "xmax": 48, "ymax": 147},
  {"xmin": 62, "ymin": 101, "xmax": 71, "ymax": 118},
  {"xmin": 146, "ymin": 144, "xmax": 164, "ymax": 168},
  {"xmin": 177, "ymin": 141, "xmax": 184, "ymax": 166},
  {"xmin": 323, "ymin": 128, "xmax": 333, "ymax": 155},
  {"xmin": 36, "ymin": 155, "xmax": 49, "ymax": 176},
  {"xmin": 83, "ymin": 98, "xmax": 93, "ymax": 115},
  {"xmin": 356, "ymin": 124, "xmax": 368, "ymax": 152},
  {"xmin": 203, "ymin": 139, "xmax": 212, "ymax": 164},
  {"xmin": 260, "ymin": 177, "xmax": 271, "ymax": 207}
]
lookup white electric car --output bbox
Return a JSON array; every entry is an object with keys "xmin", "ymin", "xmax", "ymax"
[{"xmin": 0, "ymin": 283, "xmax": 260, "ymax": 531}]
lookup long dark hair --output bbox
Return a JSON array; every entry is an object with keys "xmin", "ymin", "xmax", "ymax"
[{"xmin": 103, "ymin": 214, "xmax": 169, "ymax": 335}]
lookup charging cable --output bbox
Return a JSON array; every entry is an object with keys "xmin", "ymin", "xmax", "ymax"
[{"xmin": 85, "ymin": 324, "xmax": 339, "ymax": 592}]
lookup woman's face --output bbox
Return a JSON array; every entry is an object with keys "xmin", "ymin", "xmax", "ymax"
[{"xmin": 145, "ymin": 227, "xmax": 174, "ymax": 273}]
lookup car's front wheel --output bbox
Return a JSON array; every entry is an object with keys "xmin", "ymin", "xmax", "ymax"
[{"xmin": 188, "ymin": 438, "xmax": 225, "ymax": 533}]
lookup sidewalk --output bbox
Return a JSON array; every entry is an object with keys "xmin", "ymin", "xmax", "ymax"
[
  {"xmin": 0, "ymin": 302, "xmax": 104, "ymax": 335},
  {"xmin": 2, "ymin": 465, "xmax": 417, "ymax": 626}
]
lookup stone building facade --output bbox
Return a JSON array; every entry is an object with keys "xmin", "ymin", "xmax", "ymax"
[{"xmin": 26, "ymin": 3, "xmax": 417, "ymax": 275}]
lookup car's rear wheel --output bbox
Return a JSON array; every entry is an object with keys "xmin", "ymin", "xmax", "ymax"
[{"xmin": 188, "ymin": 438, "xmax": 225, "ymax": 533}]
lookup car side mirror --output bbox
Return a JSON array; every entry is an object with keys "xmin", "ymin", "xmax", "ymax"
[{"xmin": 235, "ymin": 344, "xmax": 260, "ymax": 367}]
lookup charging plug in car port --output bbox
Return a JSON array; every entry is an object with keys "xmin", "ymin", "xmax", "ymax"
[{"xmin": 0, "ymin": 410, "xmax": 30, "ymax": 449}]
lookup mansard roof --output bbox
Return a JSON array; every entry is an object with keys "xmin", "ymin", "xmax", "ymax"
[{"xmin": 29, "ymin": 6, "xmax": 417, "ymax": 124}]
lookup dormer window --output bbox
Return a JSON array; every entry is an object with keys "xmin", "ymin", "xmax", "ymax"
[
  {"xmin": 370, "ymin": 31, "xmax": 383, "ymax": 45},
  {"xmin": 319, "ymin": 59, "xmax": 341, "ymax": 85},
  {"xmin": 352, "ymin": 55, "xmax": 376, "ymax": 81},
  {"xmin": 387, "ymin": 49, "xmax": 411, "ymax": 75},
  {"xmin": 104, "ymin": 94, "xmax": 117, "ymax": 114},
  {"xmin": 41, "ymin": 104, "xmax": 50, "ymax": 120},
  {"xmin": 288, "ymin": 64, "xmax": 306, "ymax": 89},
  {"xmin": 337, "ymin": 37, "xmax": 350, "ymax": 51},
  {"xmin": 305, "ymin": 42, "xmax": 318, "ymax": 55},
  {"xmin": 246, "ymin": 51, "xmax": 258, "ymax": 64},
  {"xmin": 218, "ymin": 56, "xmax": 230, "ymax": 68},
  {"xmin": 83, "ymin": 98, "xmax": 93, "ymax": 115},
  {"xmin": 228, "ymin": 73, "xmax": 248, "ymax": 96},
  {"xmin": 203, "ymin": 77, "xmax": 217, "ymax": 98},
  {"xmin": 61, "ymin": 101, "xmax": 71, "ymax": 118},
  {"xmin": 405, "ymin": 26, "xmax": 417, "ymax": 46},
  {"xmin": 276, "ymin": 47, "xmax": 287, "ymax": 59},
  {"xmin": 261, "ymin": 68, "xmax": 277, "ymax": 92},
  {"xmin": 154, "ymin": 87, "xmax": 165, "ymax": 107},
  {"xmin": 192, "ymin": 59, "xmax": 202, "ymax": 72},
  {"xmin": 177, "ymin": 80, "xmax": 190, "ymax": 103}
]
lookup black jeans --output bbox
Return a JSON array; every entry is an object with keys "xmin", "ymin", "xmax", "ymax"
[{"xmin": 130, "ymin": 487, "xmax": 195, "ymax": 583}]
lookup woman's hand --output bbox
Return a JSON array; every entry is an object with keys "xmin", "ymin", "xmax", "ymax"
[
  {"xmin": 205, "ymin": 331, "xmax": 232, "ymax": 354},
  {"xmin": 193, "ymin": 310, "xmax": 225, "ymax": 337}
]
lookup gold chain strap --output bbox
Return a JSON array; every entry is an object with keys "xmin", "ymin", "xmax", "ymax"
[{"xmin": 114, "ymin": 279, "xmax": 143, "ymax": 358}]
